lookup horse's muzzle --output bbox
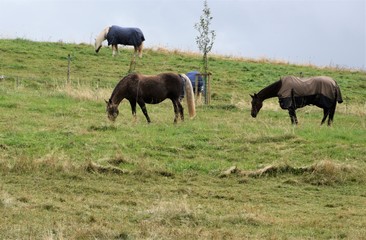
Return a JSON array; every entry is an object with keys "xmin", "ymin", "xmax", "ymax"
[
  {"xmin": 108, "ymin": 115, "xmax": 116, "ymax": 122},
  {"xmin": 107, "ymin": 112, "xmax": 119, "ymax": 122},
  {"xmin": 251, "ymin": 112, "xmax": 257, "ymax": 118}
]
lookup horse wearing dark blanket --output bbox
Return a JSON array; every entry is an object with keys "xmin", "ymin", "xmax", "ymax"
[
  {"xmin": 250, "ymin": 76, "xmax": 343, "ymax": 126},
  {"xmin": 186, "ymin": 71, "xmax": 204, "ymax": 94},
  {"xmin": 95, "ymin": 25, "xmax": 145, "ymax": 58},
  {"xmin": 179, "ymin": 71, "xmax": 205, "ymax": 103}
]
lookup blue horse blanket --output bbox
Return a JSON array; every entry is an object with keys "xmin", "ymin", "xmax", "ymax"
[
  {"xmin": 106, "ymin": 25, "xmax": 145, "ymax": 47},
  {"xmin": 186, "ymin": 71, "xmax": 204, "ymax": 93}
]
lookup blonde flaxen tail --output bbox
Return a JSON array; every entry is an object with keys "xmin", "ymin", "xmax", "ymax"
[{"xmin": 180, "ymin": 74, "xmax": 196, "ymax": 118}]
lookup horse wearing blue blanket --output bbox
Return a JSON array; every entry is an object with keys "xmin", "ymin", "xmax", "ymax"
[
  {"xmin": 179, "ymin": 71, "xmax": 205, "ymax": 103},
  {"xmin": 186, "ymin": 71, "xmax": 204, "ymax": 94},
  {"xmin": 95, "ymin": 25, "xmax": 145, "ymax": 58}
]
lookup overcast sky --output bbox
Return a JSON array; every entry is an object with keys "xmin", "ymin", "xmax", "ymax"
[{"xmin": 0, "ymin": 0, "xmax": 365, "ymax": 69}]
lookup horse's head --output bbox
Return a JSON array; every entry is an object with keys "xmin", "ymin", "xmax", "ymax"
[
  {"xmin": 95, "ymin": 40, "xmax": 102, "ymax": 53},
  {"xmin": 250, "ymin": 94, "xmax": 263, "ymax": 118},
  {"xmin": 95, "ymin": 27, "xmax": 109, "ymax": 53},
  {"xmin": 105, "ymin": 99, "xmax": 119, "ymax": 121}
]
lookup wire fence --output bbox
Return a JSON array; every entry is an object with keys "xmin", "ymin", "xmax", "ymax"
[{"xmin": 1, "ymin": 53, "xmax": 365, "ymax": 115}]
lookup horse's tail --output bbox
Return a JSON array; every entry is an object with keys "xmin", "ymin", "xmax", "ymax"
[
  {"xmin": 336, "ymin": 86, "xmax": 343, "ymax": 104},
  {"xmin": 180, "ymin": 74, "xmax": 196, "ymax": 118},
  {"xmin": 334, "ymin": 80, "xmax": 343, "ymax": 103}
]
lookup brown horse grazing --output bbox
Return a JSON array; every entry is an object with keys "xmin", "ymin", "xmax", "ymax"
[
  {"xmin": 250, "ymin": 76, "xmax": 343, "ymax": 126},
  {"xmin": 106, "ymin": 73, "xmax": 196, "ymax": 123}
]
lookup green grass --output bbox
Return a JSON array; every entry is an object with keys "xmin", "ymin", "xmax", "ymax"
[{"xmin": 0, "ymin": 39, "xmax": 365, "ymax": 239}]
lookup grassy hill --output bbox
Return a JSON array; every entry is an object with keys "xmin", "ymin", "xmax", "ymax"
[{"xmin": 0, "ymin": 38, "xmax": 365, "ymax": 239}]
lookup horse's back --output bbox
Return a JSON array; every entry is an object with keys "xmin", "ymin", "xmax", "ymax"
[
  {"xmin": 138, "ymin": 73, "xmax": 180, "ymax": 85},
  {"xmin": 278, "ymin": 76, "xmax": 342, "ymax": 109},
  {"xmin": 107, "ymin": 25, "xmax": 145, "ymax": 46},
  {"xmin": 279, "ymin": 76, "xmax": 338, "ymax": 99},
  {"xmin": 145, "ymin": 73, "xmax": 182, "ymax": 92},
  {"xmin": 133, "ymin": 73, "xmax": 183, "ymax": 103}
]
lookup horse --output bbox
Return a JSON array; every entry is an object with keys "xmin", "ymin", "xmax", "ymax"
[
  {"xmin": 250, "ymin": 76, "xmax": 343, "ymax": 126},
  {"xmin": 179, "ymin": 71, "xmax": 205, "ymax": 103},
  {"xmin": 186, "ymin": 71, "xmax": 205, "ymax": 94},
  {"xmin": 95, "ymin": 25, "xmax": 145, "ymax": 58},
  {"xmin": 106, "ymin": 73, "xmax": 196, "ymax": 124}
]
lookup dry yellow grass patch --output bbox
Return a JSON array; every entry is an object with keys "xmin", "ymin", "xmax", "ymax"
[{"xmin": 59, "ymin": 85, "xmax": 111, "ymax": 102}]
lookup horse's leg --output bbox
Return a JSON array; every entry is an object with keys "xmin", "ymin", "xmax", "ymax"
[
  {"xmin": 171, "ymin": 99, "xmax": 180, "ymax": 123},
  {"xmin": 288, "ymin": 107, "xmax": 298, "ymax": 125},
  {"xmin": 177, "ymin": 99, "xmax": 184, "ymax": 121},
  {"xmin": 137, "ymin": 101, "xmax": 151, "ymax": 123},
  {"xmin": 197, "ymin": 92, "xmax": 203, "ymax": 105},
  {"xmin": 321, "ymin": 108, "xmax": 330, "ymax": 125},
  {"xmin": 112, "ymin": 45, "xmax": 116, "ymax": 56},
  {"xmin": 327, "ymin": 104, "xmax": 337, "ymax": 126},
  {"xmin": 112, "ymin": 45, "xmax": 118, "ymax": 56},
  {"xmin": 129, "ymin": 100, "xmax": 137, "ymax": 122},
  {"xmin": 289, "ymin": 90, "xmax": 298, "ymax": 125},
  {"xmin": 133, "ymin": 46, "xmax": 137, "ymax": 58},
  {"xmin": 137, "ymin": 43, "xmax": 143, "ymax": 58}
]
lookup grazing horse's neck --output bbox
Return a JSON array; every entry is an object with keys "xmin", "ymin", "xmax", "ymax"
[
  {"xmin": 96, "ymin": 27, "xmax": 108, "ymax": 45},
  {"xmin": 110, "ymin": 82, "xmax": 127, "ymax": 105},
  {"xmin": 257, "ymin": 80, "xmax": 282, "ymax": 101},
  {"xmin": 109, "ymin": 74, "xmax": 138, "ymax": 105}
]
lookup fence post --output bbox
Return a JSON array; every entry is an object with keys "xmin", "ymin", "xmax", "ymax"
[{"xmin": 67, "ymin": 54, "xmax": 71, "ymax": 85}]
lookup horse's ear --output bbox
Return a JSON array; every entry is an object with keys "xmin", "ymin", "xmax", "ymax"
[
  {"xmin": 250, "ymin": 94, "xmax": 254, "ymax": 98},
  {"xmin": 104, "ymin": 99, "xmax": 109, "ymax": 104}
]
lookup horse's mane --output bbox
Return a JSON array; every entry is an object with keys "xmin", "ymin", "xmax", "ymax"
[
  {"xmin": 110, "ymin": 74, "xmax": 127, "ymax": 100},
  {"xmin": 257, "ymin": 80, "xmax": 282, "ymax": 100},
  {"xmin": 95, "ymin": 26, "xmax": 109, "ymax": 48},
  {"xmin": 109, "ymin": 73, "xmax": 139, "ymax": 103}
]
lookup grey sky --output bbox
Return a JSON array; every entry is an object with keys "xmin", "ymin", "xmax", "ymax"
[{"xmin": 1, "ymin": 0, "xmax": 365, "ymax": 69}]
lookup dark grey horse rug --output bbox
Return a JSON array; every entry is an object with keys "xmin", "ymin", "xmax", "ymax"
[
  {"xmin": 278, "ymin": 76, "xmax": 343, "ymax": 109},
  {"xmin": 106, "ymin": 25, "xmax": 145, "ymax": 47}
]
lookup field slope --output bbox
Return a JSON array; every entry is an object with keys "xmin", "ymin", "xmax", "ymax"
[{"xmin": 1, "ymin": 39, "xmax": 365, "ymax": 239}]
